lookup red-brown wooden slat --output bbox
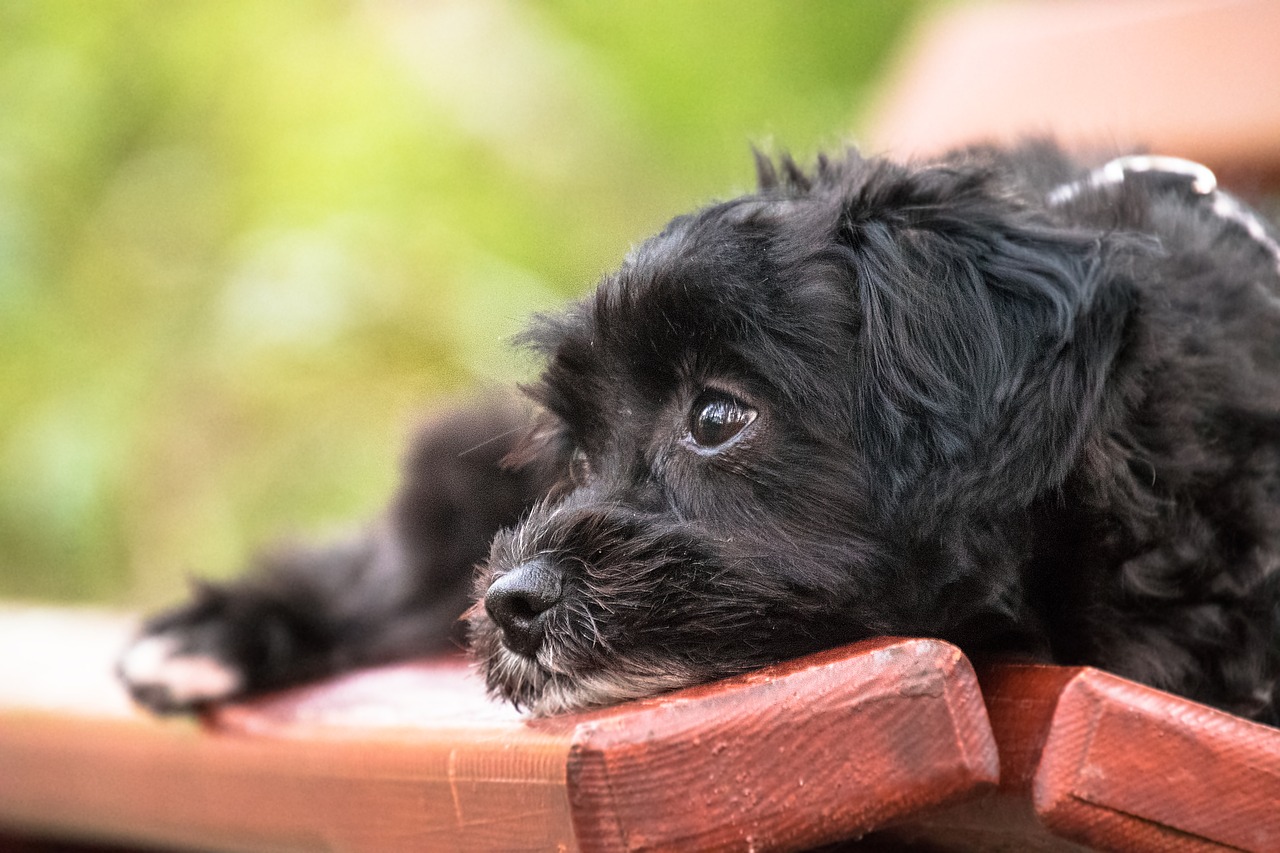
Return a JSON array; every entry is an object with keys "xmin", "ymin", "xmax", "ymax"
[
  {"xmin": 0, "ymin": 607, "xmax": 998, "ymax": 853},
  {"xmin": 865, "ymin": 665, "xmax": 1091, "ymax": 852},
  {"xmin": 210, "ymin": 638, "xmax": 1000, "ymax": 853},
  {"xmin": 1030, "ymin": 666, "xmax": 1280, "ymax": 852},
  {"xmin": 869, "ymin": 665, "xmax": 1280, "ymax": 853},
  {"xmin": 559, "ymin": 639, "xmax": 996, "ymax": 852}
]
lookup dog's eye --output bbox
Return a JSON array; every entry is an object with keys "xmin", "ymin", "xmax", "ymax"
[
  {"xmin": 688, "ymin": 391, "xmax": 757, "ymax": 449},
  {"xmin": 568, "ymin": 447, "xmax": 591, "ymax": 486}
]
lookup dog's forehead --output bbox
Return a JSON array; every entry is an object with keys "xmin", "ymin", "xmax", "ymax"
[
  {"xmin": 603, "ymin": 203, "xmax": 785, "ymax": 364},
  {"xmin": 527, "ymin": 192, "xmax": 860, "ymax": 440},
  {"xmin": 623, "ymin": 196, "xmax": 817, "ymax": 273}
]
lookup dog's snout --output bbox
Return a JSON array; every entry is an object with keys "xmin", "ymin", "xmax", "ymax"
[{"xmin": 484, "ymin": 558, "xmax": 563, "ymax": 656}]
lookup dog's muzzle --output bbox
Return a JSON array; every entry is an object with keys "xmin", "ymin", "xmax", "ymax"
[{"xmin": 483, "ymin": 557, "xmax": 564, "ymax": 656}]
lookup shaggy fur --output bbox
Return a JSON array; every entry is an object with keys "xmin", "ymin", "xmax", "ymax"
[{"xmin": 121, "ymin": 142, "xmax": 1280, "ymax": 723}]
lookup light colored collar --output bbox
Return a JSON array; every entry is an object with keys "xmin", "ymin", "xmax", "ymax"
[{"xmin": 1048, "ymin": 154, "xmax": 1280, "ymax": 277}]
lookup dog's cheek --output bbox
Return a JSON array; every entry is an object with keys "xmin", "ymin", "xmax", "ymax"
[{"xmin": 618, "ymin": 555, "xmax": 830, "ymax": 671}]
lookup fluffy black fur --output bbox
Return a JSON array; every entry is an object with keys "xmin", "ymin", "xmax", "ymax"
[{"xmin": 121, "ymin": 142, "xmax": 1280, "ymax": 723}]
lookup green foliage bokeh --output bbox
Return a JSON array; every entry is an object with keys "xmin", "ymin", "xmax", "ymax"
[{"xmin": 0, "ymin": 1, "xmax": 922, "ymax": 605}]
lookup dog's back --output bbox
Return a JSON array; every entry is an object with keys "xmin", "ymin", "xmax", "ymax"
[{"xmin": 1026, "ymin": 147, "xmax": 1280, "ymax": 720}]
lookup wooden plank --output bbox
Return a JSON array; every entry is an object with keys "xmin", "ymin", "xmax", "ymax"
[
  {"xmin": 0, "ymin": 606, "xmax": 998, "ymax": 852},
  {"xmin": 210, "ymin": 638, "xmax": 1000, "ymax": 853},
  {"xmin": 559, "ymin": 639, "xmax": 996, "ymax": 852},
  {"xmin": 866, "ymin": 665, "xmax": 1090, "ymax": 852},
  {"xmin": 1032, "ymin": 666, "xmax": 1280, "ymax": 852},
  {"xmin": 869, "ymin": 665, "xmax": 1280, "ymax": 852},
  {"xmin": 866, "ymin": 0, "xmax": 1280, "ymax": 188}
]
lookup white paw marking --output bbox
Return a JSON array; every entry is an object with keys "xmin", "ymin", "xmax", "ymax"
[{"xmin": 120, "ymin": 634, "xmax": 244, "ymax": 706}]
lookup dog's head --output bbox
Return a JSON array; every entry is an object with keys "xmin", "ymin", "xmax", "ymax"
[{"xmin": 468, "ymin": 146, "xmax": 1141, "ymax": 714}]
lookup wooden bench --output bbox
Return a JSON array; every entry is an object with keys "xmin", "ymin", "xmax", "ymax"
[{"xmin": 5, "ymin": 605, "xmax": 1280, "ymax": 851}]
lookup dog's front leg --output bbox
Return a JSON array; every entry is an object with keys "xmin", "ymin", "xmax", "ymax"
[{"xmin": 117, "ymin": 397, "xmax": 543, "ymax": 714}]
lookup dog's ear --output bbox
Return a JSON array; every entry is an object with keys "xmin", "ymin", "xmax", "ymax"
[{"xmin": 835, "ymin": 176, "xmax": 1142, "ymax": 514}]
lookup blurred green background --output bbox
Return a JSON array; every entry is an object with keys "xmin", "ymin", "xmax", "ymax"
[{"xmin": 0, "ymin": 1, "xmax": 924, "ymax": 606}]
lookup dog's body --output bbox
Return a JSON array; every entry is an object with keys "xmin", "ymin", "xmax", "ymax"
[{"xmin": 121, "ymin": 142, "xmax": 1280, "ymax": 723}]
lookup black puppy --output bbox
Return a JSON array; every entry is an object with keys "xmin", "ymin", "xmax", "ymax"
[{"xmin": 120, "ymin": 142, "xmax": 1280, "ymax": 722}]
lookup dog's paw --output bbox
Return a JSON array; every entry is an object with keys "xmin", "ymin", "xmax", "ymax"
[
  {"xmin": 117, "ymin": 596, "xmax": 256, "ymax": 714},
  {"xmin": 118, "ymin": 630, "xmax": 245, "ymax": 714}
]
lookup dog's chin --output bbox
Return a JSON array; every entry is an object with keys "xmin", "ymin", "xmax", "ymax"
[
  {"xmin": 473, "ymin": 627, "xmax": 705, "ymax": 716},
  {"xmin": 487, "ymin": 650, "xmax": 701, "ymax": 716}
]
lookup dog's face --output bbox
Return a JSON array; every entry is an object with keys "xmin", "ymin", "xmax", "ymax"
[{"xmin": 468, "ymin": 149, "xmax": 1137, "ymax": 714}]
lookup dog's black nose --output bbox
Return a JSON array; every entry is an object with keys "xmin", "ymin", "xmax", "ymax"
[{"xmin": 484, "ymin": 558, "xmax": 563, "ymax": 657}]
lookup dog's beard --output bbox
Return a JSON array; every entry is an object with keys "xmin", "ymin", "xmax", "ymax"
[
  {"xmin": 469, "ymin": 624, "xmax": 708, "ymax": 715},
  {"xmin": 467, "ymin": 498, "xmax": 791, "ymax": 715}
]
